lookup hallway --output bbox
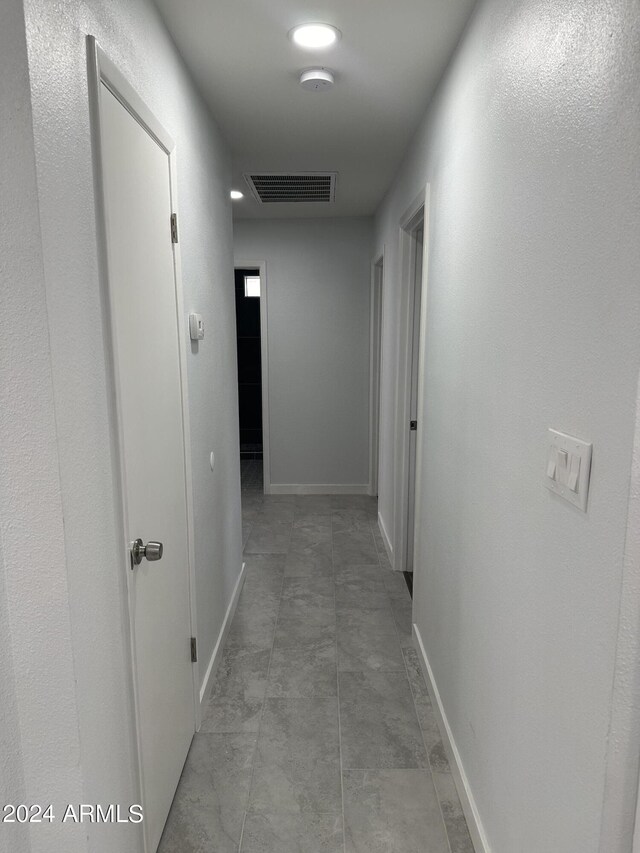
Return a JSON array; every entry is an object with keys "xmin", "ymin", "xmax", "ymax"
[
  {"xmin": 4, "ymin": 0, "xmax": 640, "ymax": 848},
  {"xmin": 159, "ymin": 477, "xmax": 474, "ymax": 852}
]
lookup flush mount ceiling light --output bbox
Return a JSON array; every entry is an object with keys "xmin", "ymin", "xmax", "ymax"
[
  {"xmin": 230, "ymin": 189, "xmax": 244, "ymax": 200},
  {"xmin": 299, "ymin": 68, "xmax": 335, "ymax": 92},
  {"xmin": 290, "ymin": 23, "xmax": 340, "ymax": 50}
]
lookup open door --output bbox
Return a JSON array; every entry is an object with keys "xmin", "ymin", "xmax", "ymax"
[
  {"xmin": 396, "ymin": 198, "xmax": 426, "ymax": 577},
  {"xmin": 406, "ymin": 225, "xmax": 424, "ymax": 572}
]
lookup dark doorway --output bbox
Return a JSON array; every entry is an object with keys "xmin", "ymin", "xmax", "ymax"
[{"xmin": 234, "ymin": 268, "xmax": 263, "ymax": 463}]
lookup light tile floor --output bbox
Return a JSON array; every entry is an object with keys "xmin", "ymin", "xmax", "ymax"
[{"xmin": 159, "ymin": 463, "xmax": 474, "ymax": 852}]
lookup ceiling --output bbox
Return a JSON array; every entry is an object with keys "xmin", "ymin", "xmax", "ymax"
[{"xmin": 154, "ymin": 0, "xmax": 476, "ymax": 218}]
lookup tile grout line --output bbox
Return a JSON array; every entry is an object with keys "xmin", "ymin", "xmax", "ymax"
[
  {"xmin": 236, "ymin": 531, "xmax": 288, "ymax": 852},
  {"xmin": 401, "ymin": 643, "xmax": 455, "ymax": 853},
  {"xmin": 375, "ymin": 514, "xmax": 411, "ymax": 656},
  {"xmin": 370, "ymin": 511, "xmax": 455, "ymax": 852},
  {"xmin": 332, "ymin": 504, "xmax": 348, "ymax": 853},
  {"xmin": 383, "ymin": 488, "xmax": 454, "ymax": 853},
  {"xmin": 375, "ymin": 491, "xmax": 459, "ymax": 853},
  {"xmin": 240, "ymin": 498, "xmax": 446, "ymax": 851},
  {"xmin": 189, "ymin": 496, "xmax": 460, "ymax": 853}
]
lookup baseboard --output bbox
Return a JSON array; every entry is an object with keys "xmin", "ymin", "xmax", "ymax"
[
  {"xmin": 378, "ymin": 511, "xmax": 394, "ymax": 567},
  {"xmin": 198, "ymin": 561, "xmax": 246, "ymax": 715},
  {"xmin": 267, "ymin": 483, "xmax": 370, "ymax": 495},
  {"xmin": 413, "ymin": 624, "xmax": 491, "ymax": 853}
]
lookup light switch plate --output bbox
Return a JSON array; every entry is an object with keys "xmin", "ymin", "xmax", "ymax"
[{"xmin": 545, "ymin": 429, "xmax": 592, "ymax": 511}]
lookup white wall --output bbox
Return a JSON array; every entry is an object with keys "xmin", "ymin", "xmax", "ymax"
[
  {"xmin": 0, "ymin": 545, "xmax": 29, "ymax": 853},
  {"xmin": 1, "ymin": 1, "xmax": 242, "ymax": 850},
  {"xmin": 234, "ymin": 218, "xmax": 373, "ymax": 490},
  {"xmin": 0, "ymin": 3, "xmax": 85, "ymax": 851},
  {"xmin": 374, "ymin": 0, "xmax": 640, "ymax": 850}
]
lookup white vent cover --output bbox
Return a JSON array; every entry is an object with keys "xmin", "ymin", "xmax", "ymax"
[{"xmin": 244, "ymin": 173, "xmax": 337, "ymax": 204}]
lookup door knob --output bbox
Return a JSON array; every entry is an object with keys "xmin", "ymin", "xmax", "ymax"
[{"xmin": 131, "ymin": 538, "xmax": 164, "ymax": 567}]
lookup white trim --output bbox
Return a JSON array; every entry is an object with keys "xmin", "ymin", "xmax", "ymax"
[
  {"xmin": 87, "ymin": 37, "xmax": 197, "ymax": 852},
  {"xmin": 602, "ymin": 363, "xmax": 640, "ymax": 852},
  {"xmin": 92, "ymin": 43, "xmax": 174, "ymax": 154},
  {"xmin": 411, "ymin": 187, "xmax": 431, "ymax": 597},
  {"xmin": 87, "ymin": 38, "xmax": 145, "ymax": 853},
  {"xmin": 394, "ymin": 188, "xmax": 429, "ymax": 574},
  {"xmin": 378, "ymin": 511, "xmax": 394, "ymax": 567},
  {"xmin": 268, "ymin": 483, "xmax": 370, "ymax": 495},
  {"xmin": 413, "ymin": 625, "xmax": 491, "ymax": 853},
  {"xmin": 87, "ymin": 36, "xmax": 146, "ymax": 824},
  {"xmin": 235, "ymin": 260, "xmax": 271, "ymax": 494},
  {"xmin": 369, "ymin": 252, "xmax": 384, "ymax": 496},
  {"xmin": 166, "ymin": 117, "xmax": 201, "ymax": 734},
  {"xmin": 87, "ymin": 39, "xmax": 146, "ymax": 850},
  {"xmin": 199, "ymin": 562, "xmax": 246, "ymax": 712}
]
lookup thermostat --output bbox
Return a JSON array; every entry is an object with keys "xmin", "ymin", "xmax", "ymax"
[{"xmin": 189, "ymin": 313, "xmax": 204, "ymax": 340}]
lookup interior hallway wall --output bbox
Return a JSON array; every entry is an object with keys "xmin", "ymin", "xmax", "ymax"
[
  {"xmin": 374, "ymin": 0, "xmax": 640, "ymax": 850},
  {"xmin": 234, "ymin": 217, "xmax": 373, "ymax": 490},
  {"xmin": 0, "ymin": 3, "xmax": 85, "ymax": 851},
  {"xmin": 4, "ymin": 0, "xmax": 243, "ymax": 850}
]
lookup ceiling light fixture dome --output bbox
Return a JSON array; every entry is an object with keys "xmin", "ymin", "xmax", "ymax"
[
  {"xmin": 230, "ymin": 189, "xmax": 244, "ymax": 200},
  {"xmin": 290, "ymin": 23, "xmax": 340, "ymax": 50}
]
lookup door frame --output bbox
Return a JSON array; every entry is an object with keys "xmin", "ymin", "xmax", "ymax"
[
  {"xmin": 87, "ymin": 37, "xmax": 200, "ymax": 847},
  {"xmin": 394, "ymin": 187, "xmax": 430, "ymax": 574},
  {"xmin": 369, "ymin": 252, "xmax": 385, "ymax": 496},
  {"xmin": 604, "ymin": 365, "xmax": 640, "ymax": 852},
  {"xmin": 234, "ymin": 261, "xmax": 271, "ymax": 494}
]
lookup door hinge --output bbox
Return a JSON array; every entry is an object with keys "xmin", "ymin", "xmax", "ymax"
[
  {"xmin": 410, "ymin": 420, "xmax": 417, "ymax": 431},
  {"xmin": 170, "ymin": 212, "xmax": 179, "ymax": 244},
  {"xmin": 190, "ymin": 637, "xmax": 197, "ymax": 663}
]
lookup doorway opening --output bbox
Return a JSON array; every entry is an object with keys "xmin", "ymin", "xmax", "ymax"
[
  {"xmin": 395, "ymin": 193, "xmax": 427, "ymax": 581},
  {"xmin": 369, "ymin": 255, "xmax": 384, "ymax": 497},
  {"xmin": 234, "ymin": 266, "xmax": 268, "ymax": 493}
]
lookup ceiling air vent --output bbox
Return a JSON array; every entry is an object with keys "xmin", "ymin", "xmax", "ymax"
[{"xmin": 244, "ymin": 172, "xmax": 337, "ymax": 204}]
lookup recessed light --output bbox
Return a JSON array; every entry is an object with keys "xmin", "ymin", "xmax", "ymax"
[
  {"xmin": 230, "ymin": 190, "xmax": 244, "ymax": 200},
  {"xmin": 290, "ymin": 23, "xmax": 340, "ymax": 50}
]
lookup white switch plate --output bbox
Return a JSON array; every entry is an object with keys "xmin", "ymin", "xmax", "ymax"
[{"xmin": 545, "ymin": 429, "xmax": 592, "ymax": 511}]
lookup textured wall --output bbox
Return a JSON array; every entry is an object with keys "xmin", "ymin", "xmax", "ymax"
[
  {"xmin": 234, "ymin": 218, "xmax": 373, "ymax": 489},
  {"xmin": 0, "ymin": 13, "xmax": 30, "ymax": 853},
  {"xmin": 12, "ymin": 0, "xmax": 242, "ymax": 850},
  {"xmin": 374, "ymin": 0, "xmax": 640, "ymax": 850},
  {"xmin": 0, "ymin": 2, "xmax": 85, "ymax": 852},
  {"xmin": 0, "ymin": 545, "xmax": 28, "ymax": 853}
]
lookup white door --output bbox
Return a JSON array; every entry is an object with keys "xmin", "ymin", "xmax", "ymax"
[
  {"xmin": 99, "ymin": 81, "xmax": 195, "ymax": 852},
  {"xmin": 406, "ymin": 225, "xmax": 424, "ymax": 572}
]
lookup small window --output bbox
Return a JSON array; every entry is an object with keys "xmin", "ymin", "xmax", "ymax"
[{"xmin": 244, "ymin": 275, "xmax": 261, "ymax": 298}]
